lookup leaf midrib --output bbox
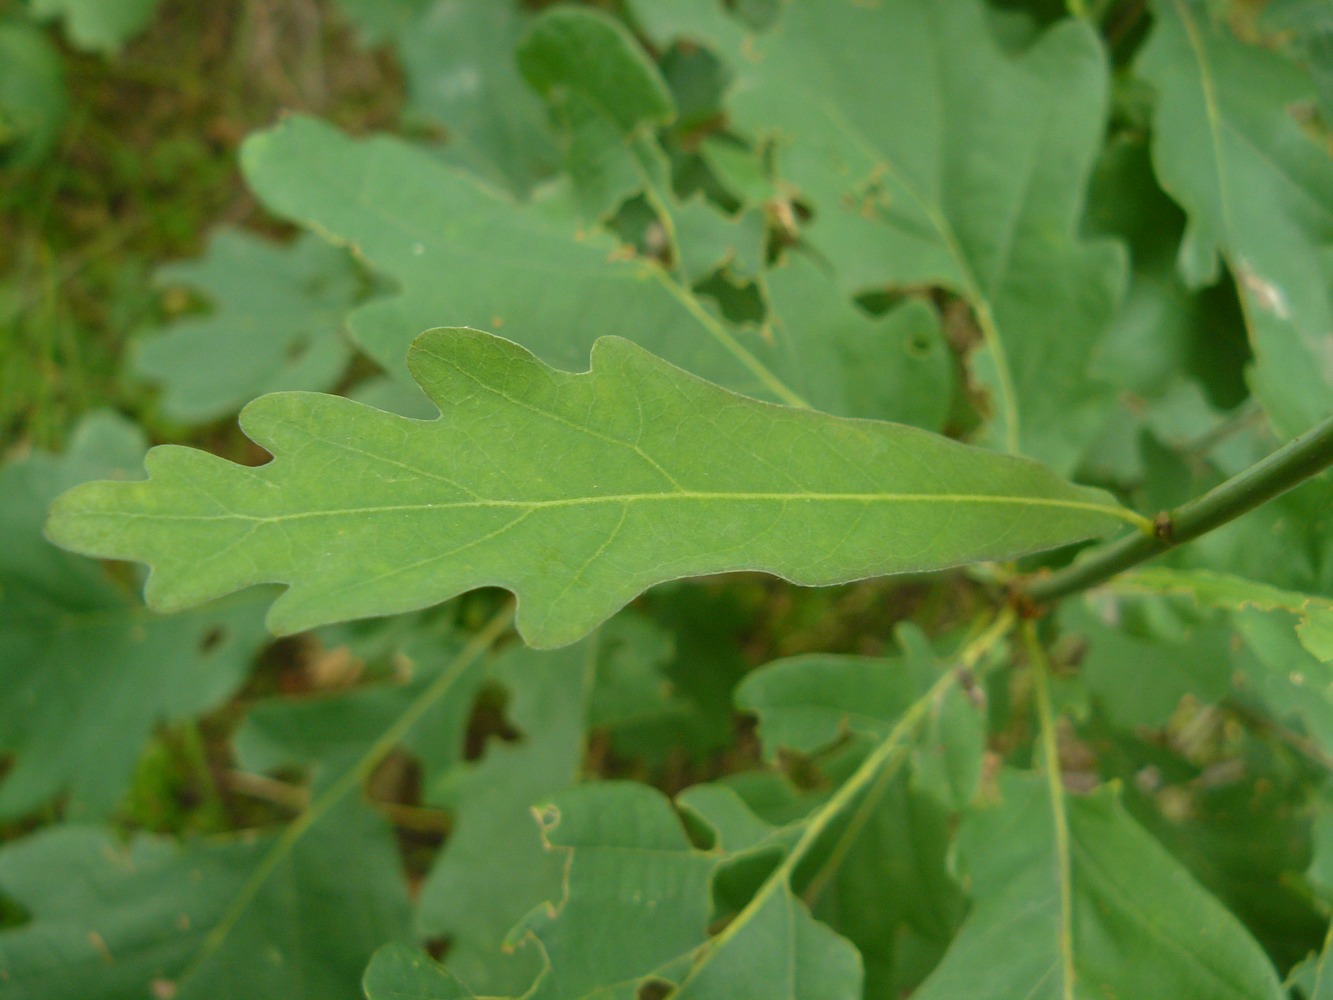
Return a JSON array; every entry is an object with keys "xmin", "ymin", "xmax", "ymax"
[
  {"xmin": 77, "ymin": 491, "xmax": 1136, "ymax": 525},
  {"xmin": 810, "ymin": 73, "xmax": 1023, "ymax": 451}
]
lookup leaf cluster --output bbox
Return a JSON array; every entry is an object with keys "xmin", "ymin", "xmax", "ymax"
[{"xmin": 3, "ymin": 1, "xmax": 1333, "ymax": 998}]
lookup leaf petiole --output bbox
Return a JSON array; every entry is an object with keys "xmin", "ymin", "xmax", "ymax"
[
  {"xmin": 1020, "ymin": 413, "xmax": 1333, "ymax": 605},
  {"xmin": 1025, "ymin": 620, "xmax": 1076, "ymax": 1000}
]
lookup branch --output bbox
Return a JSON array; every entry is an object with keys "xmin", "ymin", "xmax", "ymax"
[{"xmin": 1020, "ymin": 413, "xmax": 1333, "ymax": 605}]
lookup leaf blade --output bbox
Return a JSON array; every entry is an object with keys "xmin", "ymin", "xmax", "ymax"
[
  {"xmin": 912, "ymin": 772, "xmax": 1286, "ymax": 1000},
  {"xmin": 47, "ymin": 329, "xmax": 1136, "ymax": 648},
  {"xmin": 1140, "ymin": 0, "xmax": 1333, "ymax": 440}
]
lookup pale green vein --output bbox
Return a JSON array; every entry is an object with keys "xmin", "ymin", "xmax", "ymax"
[
  {"xmin": 650, "ymin": 267, "xmax": 812, "ymax": 409},
  {"xmin": 1175, "ymin": 0, "xmax": 1235, "ymax": 253},
  {"xmin": 1026, "ymin": 621, "xmax": 1075, "ymax": 1000},
  {"xmin": 1172, "ymin": 0, "xmax": 1269, "ymax": 357},
  {"xmin": 816, "ymin": 97, "xmax": 1022, "ymax": 453},
  {"xmin": 77, "ymin": 490, "xmax": 1152, "ymax": 530}
]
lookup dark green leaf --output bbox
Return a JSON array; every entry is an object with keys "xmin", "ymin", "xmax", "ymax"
[
  {"xmin": 517, "ymin": 7, "xmax": 675, "ymax": 221},
  {"xmin": 512, "ymin": 781, "xmax": 863, "ymax": 999},
  {"xmin": 135, "ymin": 230, "xmax": 360, "ymax": 425},
  {"xmin": 637, "ymin": 0, "xmax": 1126, "ymax": 471},
  {"xmin": 0, "ymin": 18, "xmax": 66, "ymax": 168},
  {"xmin": 397, "ymin": 0, "xmax": 558, "ymax": 196},
  {"xmin": 364, "ymin": 943, "xmax": 482, "ymax": 1000},
  {"xmin": 0, "ymin": 413, "xmax": 270, "ymax": 819},
  {"xmin": 1140, "ymin": 0, "xmax": 1333, "ymax": 440},
  {"xmin": 912, "ymin": 771, "xmax": 1285, "ymax": 999},
  {"xmin": 1061, "ymin": 594, "xmax": 1235, "ymax": 729},
  {"xmin": 0, "ymin": 801, "xmax": 411, "ymax": 999},
  {"xmin": 416, "ymin": 638, "xmax": 597, "ymax": 995}
]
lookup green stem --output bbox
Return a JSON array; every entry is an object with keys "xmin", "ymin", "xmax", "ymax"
[
  {"xmin": 1022, "ymin": 413, "xmax": 1333, "ymax": 605},
  {"xmin": 1025, "ymin": 622, "xmax": 1076, "ymax": 1000}
]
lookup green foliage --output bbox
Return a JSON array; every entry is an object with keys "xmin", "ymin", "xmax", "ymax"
[
  {"xmin": 914, "ymin": 771, "xmax": 1286, "ymax": 1000},
  {"xmin": 28, "ymin": 0, "xmax": 162, "ymax": 54},
  {"xmin": 4, "ymin": 0, "xmax": 1333, "ymax": 998},
  {"xmin": 1141, "ymin": 0, "xmax": 1333, "ymax": 442},
  {"xmin": 634, "ymin": 0, "xmax": 1125, "ymax": 472},
  {"xmin": 0, "ymin": 801, "xmax": 410, "ymax": 999},
  {"xmin": 0, "ymin": 17, "xmax": 65, "ymax": 168},
  {"xmin": 414, "ymin": 638, "xmax": 596, "ymax": 994},
  {"xmin": 133, "ymin": 230, "xmax": 362, "ymax": 426},
  {"xmin": 0, "ymin": 413, "xmax": 271, "ymax": 819}
]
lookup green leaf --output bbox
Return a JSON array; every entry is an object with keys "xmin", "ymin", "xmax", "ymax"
[
  {"xmin": 1263, "ymin": 0, "xmax": 1333, "ymax": 122},
  {"xmin": 731, "ymin": 627, "xmax": 973, "ymax": 992},
  {"xmin": 1300, "ymin": 940, "xmax": 1333, "ymax": 1000},
  {"xmin": 798, "ymin": 770, "xmax": 966, "ymax": 997},
  {"xmin": 416, "ymin": 637, "xmax": 597, "ymax": 995},
  {"xmin": 391, "ymin": 0, "xmax": 559, "ymax": 196},
  {"xmin": 0, "ymin": 604, "xmax": 512, "ymax": 998},
  {"xmin": 1093, "ymin": 565, "xmax": 1333, "ymax": 753},
  {"xmin": 0, "ymin": 413, "xmax": 270, "ymax": 819},
  {"xmin": 240, "ymin": 115, "xmax": 803, "ymax": 411},
  {"xmin": 512, "ymin": 781, "xmax": 863, "ymax": 1000},
  {"xmin": 134, "ymin": 230, "xmax": 361, "ymax": 425},
  {"xmin": 1302, "ymin": 795, "xmax": 1333, "ymax": 998},
  {"xmin": 913, "ymin": 680, "xmax": 987, "ymax": 814},
  {"xmin": 1109, "ymin": 567, "xmax": 1333, "ymax": 663},
  {"xmin": 517, "ymin": 6, "xmax": 675, "ymax": 222},
  {"xmin": 736, "ymin": 651, "xmax": 923, "ymax": 758},
  {"xmin": 364, "ymin": 943, "xmax": 482, "ymax": 1000},
  {"xmin": 28, "ymin": 0, "xmax": 160, "ymax": 53},
  {"xmin": 761, "ymin": 256, "xmax": 954, "ymax": 430},
  {"xmin": 1061, "ymin": 594, "xmax": 1236, "ymax": 729},
  {"xmin": 587, "ymin": 611, "xmax": 705, "ymax": 762},
  {"xmin": 512, "ymin": 782, "xmax": 720, "ymax": 998},
  {"xmin": 233, "ymin": 618, "xmax": 483, "ymax": 794},
  {"xmin": 0, "ymin": 801, "xmax": 411, "ymax": 999},
  {"xmin": 636, "ymin": 0, "xmax": 1126, "ymax": 472},
  {"xmin": 367, "ymin": 786, "xmax": 835, "ymax": 1000},
  {"xmin": 46, "ymin": 328, "xmax": 1135, "ymax": 648},
  {"xmin": 912, "ymin": 771, "xmax": 1285, "ymax": 1000},
  {"xmin": 1231, "ymin": 607, "xmax": 1333, "ymax": 755},
  {"xmin": 241, "ymin": 115, "xmax": 955, "ymax": 427},
  {"xmin": 1113, "ymin": 756, "xmax": 1325, "ymax": 974},
  {"xmin": 635, "ymin": 583, "xmax": 756, "ymax": 764},
  {"xmin": 0, "ymin": 18, "xmax": 66, "ymax": 168},
  {"xmin": 672, "ymin": 198, "xmax": 766, "ymax": 286},
  {"xmin": 721, "ymin": 622, "xmax": 986, "ymax": 806},
  {"xmin": 234, "ymin": 613, "xmax": 673, "ymax": 995},
  {"xmin": 1310, "ymin": 795, "xmax": 1333, "ymax": 908},
  {"xmin": 1083, "ymin": 134, "xmax": 1249, "ymax": 412},
  {"xmin": 1140, "ymin": 0, "xmax": 1333, "ymax": 440}
]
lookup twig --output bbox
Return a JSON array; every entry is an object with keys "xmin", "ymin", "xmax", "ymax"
[{"xmin": 1021, "ymin": 414, "xmax": 1333, "ymax": 605}]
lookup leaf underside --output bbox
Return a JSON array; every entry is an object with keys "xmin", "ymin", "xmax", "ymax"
[{"xmin": 46, "ymin": 329, "xmax": 1131, "ymax": 648}]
